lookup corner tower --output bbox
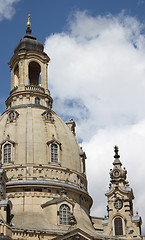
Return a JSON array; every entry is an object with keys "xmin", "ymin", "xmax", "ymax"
[
  {"xmin": 0, "ymin": 15, "xmax": 94, "ymax": 239},
  {"xmin": 103, "ymin": 146, "xmax": 142, "ymax": 238}
]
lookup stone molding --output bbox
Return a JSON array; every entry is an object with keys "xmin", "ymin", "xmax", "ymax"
[{"xmin": 3, "ymin": 165, "xmax": 87, "ymax": 191}]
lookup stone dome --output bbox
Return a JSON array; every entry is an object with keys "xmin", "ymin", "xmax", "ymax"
[
  {"xmin": 0, "ymin": 107, "xmax": 81, "ymax": 171},
  {"xmin": 14, "ymin": 28, "xmax": 44, "ymax": 54},
  {"xmin": 0, "ymin": 20, "xmax": 93, "ymax": 237},
  {"xmin": 0, "ymin": 106, "xmax": 87, "ymax": 190}
]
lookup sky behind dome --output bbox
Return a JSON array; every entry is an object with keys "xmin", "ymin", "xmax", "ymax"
[{"xmin": 1, "ymin": 0, "xmax": 145, "ymax": 234}]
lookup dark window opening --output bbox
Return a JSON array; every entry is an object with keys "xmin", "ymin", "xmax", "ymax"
[
  {"xmin": 29, "ymin": 61, "xmax": 41, "ymax": 86},
  {"xmin": 24, "ymin": 188, "xmax": 31, "ymax": 192},
  {"xmin": 114, "ymin": 217, "xmax": 123, "ymax": 235},
  {"xmin": 8, "ymin": 112, "xmax": 15, "ymax": 121},
  {"xmin": 35, "ymin": 97, "xmax": 40, "ymax": 105},
  {"xmin": 34, "ymin": 188, "xmax": 42, "ymax": 192},
  {"xmin": 6, "ymin": 205, "xmax": 11, "ymax": 224},
  {"xmin": 83, "ymin": 159, "xmax": 86, "ymax": 174}
]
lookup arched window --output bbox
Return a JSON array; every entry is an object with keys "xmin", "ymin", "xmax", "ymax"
[
  {"xmin": 6, "ymin": 204, "xmax": 11, "ymax": 224},
  {"xmin": 59, "ymin": 204, "xmax": 70, "ymax": 225},
  {"xmin": 114, "ymin": 217, "xmax": 123, "ymax": 235},
  {"xmin": 14, "ymin": 64, "xmax": 19, "ymax": 87},
  {"xmin": 46, "ymin": 112, "xmax": 53, "ymax": 121},
  {"xmin": 8, "ymin": 112, "xmax": 15, "ymax": 121},
  {"xmin": 51, "ymin": 144, "xmax": 58, "ymax": 163},
  {"xmin": 42, "ymin": 111, "xmax": 54, "ymax": 123},
  {"xmin": 29, "ymin": 61, "xmax": 41, "ymax": 85},
  {"xmin": 3, "ymin": 144, "xmax": 11, "ymax": 163},
  {"xmin": 35, "ymin": 97, "xmax": 40, "ymax": 105}
]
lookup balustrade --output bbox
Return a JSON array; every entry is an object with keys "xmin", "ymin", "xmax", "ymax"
[{"xmin": 4, "ymin": 165, "xmax": 87, "ymax": 191}]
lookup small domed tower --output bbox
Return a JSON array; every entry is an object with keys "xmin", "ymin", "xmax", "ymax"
[
  {"xmin": 0, "ymin": 15, "xmax": 94, "ymax": 239},
  {"xmin": 103, "ymin": 146, "xmax": 142, "ymax": 238}
]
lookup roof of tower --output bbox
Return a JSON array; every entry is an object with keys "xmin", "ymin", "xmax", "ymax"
[
  {"xmin": 113, "ymin": 145, "xmax": 122, "ymax": 166},
  {"xmin": 109, "ymin": 146, "xmax": 127, "ymax": 185},
  {"xmin": 14, "ymin": 14, "xmax": 44, "ymax": 54}
]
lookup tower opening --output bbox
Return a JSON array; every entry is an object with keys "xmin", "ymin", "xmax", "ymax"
[
  {"xmin": 114, "ymin": 217, "xmax": 123, "ymax": 235},
  {"xmin": 6, "ymin": 204, "xmax": 11, "ymax": 224},
  {"xmin": 14, "ymin": 64, "xmax": 19, "ymax": 87},
  {"xmin": 29, "ymin": 61, "xmax": 41, "ymax": 85}
]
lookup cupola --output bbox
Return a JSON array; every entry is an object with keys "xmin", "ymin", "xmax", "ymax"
[{"xmin": 6, "ymin": 14, "xmax": 52, "ymax": 110}]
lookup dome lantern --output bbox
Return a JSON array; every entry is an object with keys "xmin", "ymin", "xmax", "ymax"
[{"xmin": 6, "ymin": 14, "xmax": 52, "ymax": 110}]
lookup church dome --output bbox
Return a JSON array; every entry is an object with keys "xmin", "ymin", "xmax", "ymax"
[
  {"xmin": 0, "ymin": 16, "xmax": 93, "ymax": 237},
  {"xmin": 0, "ymin": 106, "xmax": 87, "ymax": 190}
]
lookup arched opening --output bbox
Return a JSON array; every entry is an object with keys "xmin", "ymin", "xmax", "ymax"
[
  {"xmin": 114, "ymin": 217, "xmax": 123, "ymax": 235},
  {"xmin": 14, "ymin": 64, "xmax": 19, "ymax": 87},
  {"xmin": 82, "ymin": 159, "xmax": 86, "ymax": 174},
  {"xmin": 6, "ymin": 204, "xmax": 11, "ymax": 224},
  {"xmin": 3, "ymin": 144, "xmax": 11, "ymax": 164},
  {"xmin": 59, "ymin": 204, "xmax": 70, "ymax": 225},
  {"xmin": 35, "ymin": 97, "xmax": 40, "ymax": 105},
  {"xmin": 51, "ymin": 144, "xmax": 58, "ymax": 163},
  {"xmin": 29, "ymin": 61, "xmax": 41, "ymax": 85}
]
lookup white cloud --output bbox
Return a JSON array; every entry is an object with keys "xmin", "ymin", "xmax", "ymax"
[
  {"xmin": 44, "ymin": 11, "xmax": 145, "ymax": 233},
  {"xmin": 0, "ymin": 0, "xmax": 20, "ymax": 21}
]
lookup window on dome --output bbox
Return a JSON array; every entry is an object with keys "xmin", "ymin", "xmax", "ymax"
[
  {"xmin": 51, "ymin": 144, "xmax": 58, "ymax": 163},
  {"xmin": 7, "ymin": 110, "xmax": 19, "ymax": 123},
  {"xmin": 29, "ymin": 61, "xmax": 41, "ymax": 86},
  {"xmin": 35, "ymin": 97, "xmax": 40, "ymax": 105},
  {"xmin": 3, "ymin": 144, "xmax": 11, "ymax": 164},
  {"xmin": 46, "ymin": 112, "xmax": 53, "ymax": 121},
  {"xmin": 8, "ymin": 112, "xmax": 15, "ymax": 121},
  {"xmin": 42, "ymin": 111, "xmax": 54, "ymax": 123},
  {"xmin": 114, "ymin": 217, "xmax": 123, "ymax": 235},
  {"xmin": 59, "ymin": 204, "xmax": 70, "ymax": 225}
]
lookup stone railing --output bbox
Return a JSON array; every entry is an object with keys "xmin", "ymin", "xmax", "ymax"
[
  {"xmin": 3, "ymin": 165, "xmax": 87, "ymax": 191},
  {"xmin": 0, "ymin": 223, "xmax": 12, "ymax": 238},
  {"xmin": 25, "ymin": 85, "xmax": 45, "ymax": 93}
]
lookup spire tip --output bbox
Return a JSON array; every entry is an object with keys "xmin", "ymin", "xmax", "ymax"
[
  {"xmin": 114, "ymin": 145, "xmax": 120, "ymax": 159},
  {"xmin": 27, "ymin": 13, "xmax": 31, "ymax": 28}
]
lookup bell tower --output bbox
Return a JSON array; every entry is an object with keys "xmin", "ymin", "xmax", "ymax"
[
  {"xmin": 103, "ymin": 146, "xmax": 142, "ymax": 238},
  {"xmin": 6, "ymin": 14, "xmax": 53, "ymax": 110}
]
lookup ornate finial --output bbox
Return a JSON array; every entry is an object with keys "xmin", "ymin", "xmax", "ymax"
[
  {"xmin": 114, "ymin": 145, "xmax": 120, "ymax": 159},
  {"xmin": 27, "ymin": 14, "xmax": 31, "ymax": 28}
]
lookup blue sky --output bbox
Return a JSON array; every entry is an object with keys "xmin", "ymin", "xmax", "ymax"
[{"xmin": 2, "ymin": 0, "xmax": 145, "ymax": 233}]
